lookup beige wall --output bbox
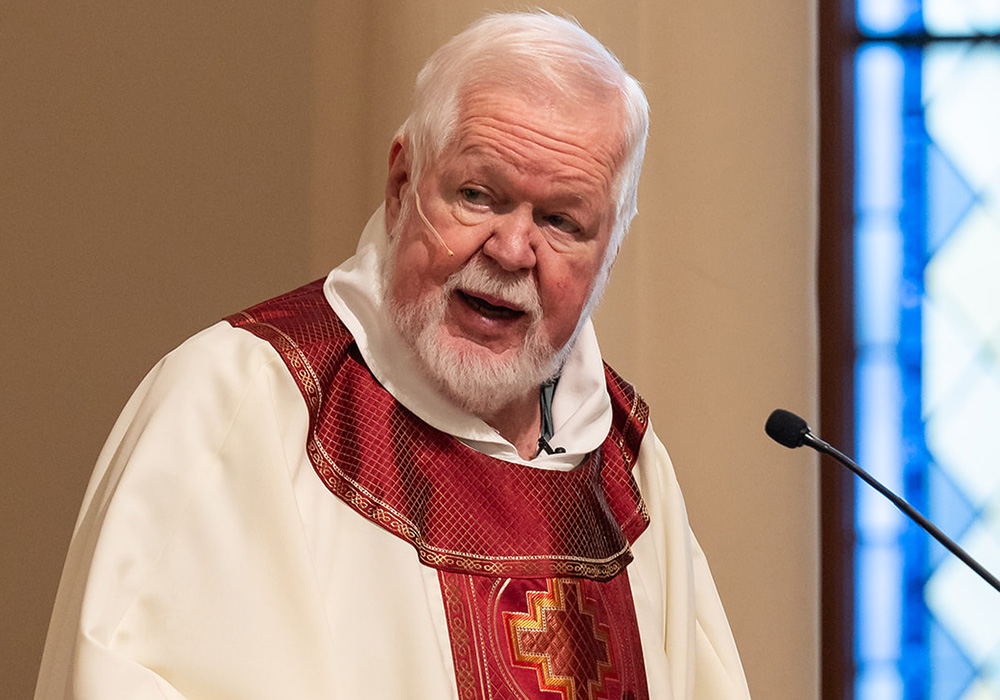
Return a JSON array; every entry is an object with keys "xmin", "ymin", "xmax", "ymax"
[{"xmin": 1, "ymin": 1, "xmax": 818, "ymax": 697}]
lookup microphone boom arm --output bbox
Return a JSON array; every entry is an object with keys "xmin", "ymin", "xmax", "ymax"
[{"xmin": 769, "ymin": 409, "xmax": 1000, "ymax": 594}]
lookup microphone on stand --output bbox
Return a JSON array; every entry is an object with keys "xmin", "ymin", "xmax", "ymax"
[{"xmin": 765, "ymin": 408, "xmax": 1000, "ymax": 594}]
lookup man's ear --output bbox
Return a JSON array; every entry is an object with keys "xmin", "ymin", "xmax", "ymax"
[{"xmin": 385, "ymin": 137, "xmax": 410, "ymax": 234}]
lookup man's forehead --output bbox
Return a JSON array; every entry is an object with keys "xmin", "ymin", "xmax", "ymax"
[
  {"xmin": 442, "ymin": 88, "xmax": 624, "ymax": 183},
  {"xmin": 455, "ymin": 81, "xmax": 623, "ymax": 133}
]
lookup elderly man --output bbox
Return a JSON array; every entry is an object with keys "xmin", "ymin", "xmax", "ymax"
[{"xmin": 36, "ymin": 12, "xmax": 750, "ymax": 700}]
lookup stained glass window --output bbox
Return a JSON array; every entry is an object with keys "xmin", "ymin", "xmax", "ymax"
[{"xmin": 852, "ymin": 1, "xmax": 1000, "ymax": 697}]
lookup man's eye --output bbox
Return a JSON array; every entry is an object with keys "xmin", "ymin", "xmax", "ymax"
[
  {"xmin": 544, "ymin": 214, "xmax": 579, "ymax": 234},
  {"xmin": 460, "ymin": 188, "xmax": 488, "ymax": 205}
]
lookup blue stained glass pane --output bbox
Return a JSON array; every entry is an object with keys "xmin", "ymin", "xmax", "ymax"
[
  {"xmin": 857, "ymin": 664, "xmax": 905, "ymax": 700},
  {"xmin": 856, "ymin": 218, "xmax": 902, "ymax": 347},
  {"xmin": 855, "ymin": 44, "xmax": 905, "ymax": 352},
  {"xmin": 924, "ymin": 44, "xmax": 1000, "ymax": 194},
  {"xmin": 857, "ymin": 543, "xmax": 904, "ymax": 661},
  {"xmin": 925, "ymin": 142, "xmax": 977, "ymax": 255},
  {"xmin": 857, "ymin": 349, "xmax": 905, "ymax": 514},
  {"xmin": 857, "ymin": 0, "xmax": 924, "ymax": 36},
  {"xmin": 924, "ymin": 0, "xmax": 1000, "ymax": 35},
  {"xmin": 926, "ymin": 518, "xmax": 1000, "ymax": 668},
  {"xmin": 926, "ymin": 463, "xmax": 977, "ymax": 568},
  {"xmin": 928, "ymin": 618, "xmax": 976, "ymax": 700},
  {"xmin": 856, "ymin": 46, "xmax": 904, "ymax": 215}
]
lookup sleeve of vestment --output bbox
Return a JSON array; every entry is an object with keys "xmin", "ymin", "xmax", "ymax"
[
  {"xmin": 629, "ymin": 420, "xmax": 753, "ymax": 700},
  {"xmin": 33, "ymin": 322, "xmax": 343, "ymax": 700}
]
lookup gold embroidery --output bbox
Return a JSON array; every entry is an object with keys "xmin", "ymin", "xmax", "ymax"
[
  {"xmin": 441, "ymin": 575, "xmax": 479, "ymax": 700},
  {"xmin": 505, "ymin": 579, "xmax": 614, "ymax": 700}
]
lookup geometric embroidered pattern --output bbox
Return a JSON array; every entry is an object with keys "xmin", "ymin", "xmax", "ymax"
[
  {"xmin": 506, "ymin": 579, "xmax": 614, "ymax": 700},
  {"xmin": 440, "ymin": 571, "xmax": 649, "ymax": 700}
]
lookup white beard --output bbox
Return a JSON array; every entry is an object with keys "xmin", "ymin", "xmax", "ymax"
[{"xmin": 381, "ymin": 218, "xmax": 571, "ymax": 418}]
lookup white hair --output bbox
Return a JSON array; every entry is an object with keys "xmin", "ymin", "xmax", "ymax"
[{"xmin": 396, "ymin": 11, "xmax": 649, "ymax": 266}]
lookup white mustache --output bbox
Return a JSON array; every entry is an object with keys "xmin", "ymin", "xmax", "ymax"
[{"xmin": 443, "ymin": 258, "xmax": 542, "ymax": 320}]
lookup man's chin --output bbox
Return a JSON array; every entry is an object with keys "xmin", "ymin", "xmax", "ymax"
[
  {"xmin": 417, "ymin": 329, "xmax": 562, "ymax": 418},
  {"xmin": 439, "ymin": 333, "xmax": 524, "ymax": 363}
]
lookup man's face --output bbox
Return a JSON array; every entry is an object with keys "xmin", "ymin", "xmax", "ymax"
[{"xmin": 383, "ymin": 86, "xmax": 623, "ymax": 413}]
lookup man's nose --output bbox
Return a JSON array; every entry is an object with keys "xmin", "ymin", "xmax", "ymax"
[{"xmin": 481, "ymin": 206, "xmax": 537, "ymax": 271}]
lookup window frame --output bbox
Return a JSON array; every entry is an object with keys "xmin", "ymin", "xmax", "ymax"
[{"xmin": 819, "ymin": 0, "xmax": 859, "ymax": 696}]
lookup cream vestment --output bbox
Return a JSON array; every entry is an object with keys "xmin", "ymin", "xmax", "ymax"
[{"xmin": 35, "ymin": 209, "xmax": 751, "ymax": 699}]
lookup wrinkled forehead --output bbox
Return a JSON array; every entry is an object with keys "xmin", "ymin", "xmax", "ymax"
[
  {"xmin": 457, "ymin": 75, "xmax": 626, "ymax": 133},
  {"xmin": 448, "ymin": 82, "xmax": 628, "ymax": 182}
]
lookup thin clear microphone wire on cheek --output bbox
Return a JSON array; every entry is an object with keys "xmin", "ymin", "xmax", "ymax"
[{"xmin": 414, "ymin": 190, "xmax": 455, "ymax": 257}]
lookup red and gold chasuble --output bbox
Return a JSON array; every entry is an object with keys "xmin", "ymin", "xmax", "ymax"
[{"xmin": 227, "ymin": 280, "xmax": 652, "ymax": 700}]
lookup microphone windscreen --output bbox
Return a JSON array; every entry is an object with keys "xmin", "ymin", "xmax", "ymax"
[{"xmin": 765, "ymin": 409, "xmax": 810, "ymax": 448}]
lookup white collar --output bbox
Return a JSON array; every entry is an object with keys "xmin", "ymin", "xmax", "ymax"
[{"xmin": 323, "ymin": 205, "xmax": 612, "ymax": 470}]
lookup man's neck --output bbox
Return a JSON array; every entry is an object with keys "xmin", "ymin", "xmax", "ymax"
[{"xmin": 482, "ymin": 394, "xmax": 543, "ymax": 461}]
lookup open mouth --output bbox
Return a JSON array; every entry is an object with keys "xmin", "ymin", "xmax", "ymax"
[{"xmin": 458, "ymin": 290, "xmax": 525, "ymax": 320}]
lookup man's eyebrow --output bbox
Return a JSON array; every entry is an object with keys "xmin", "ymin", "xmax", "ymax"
[{"xmin": 450, "ymin": 147, "xmax": 605, "ymax": 209}]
